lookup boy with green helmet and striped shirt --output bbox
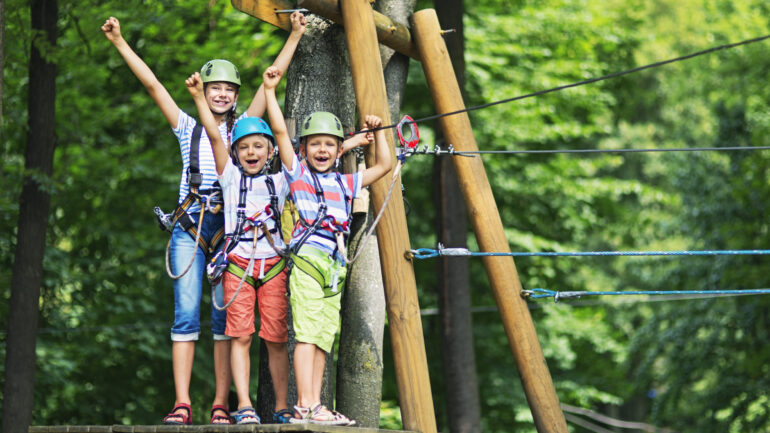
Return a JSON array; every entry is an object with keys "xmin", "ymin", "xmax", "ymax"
[{"xmin": 262, "ymin": 66, "xmax": 392, "ymax": 425}]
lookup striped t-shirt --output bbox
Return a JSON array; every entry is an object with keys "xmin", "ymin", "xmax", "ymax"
[
  {"xmin": 172, "ymin": 110, "xmax": 244, "ymax": 213},
  {"xmin": 219, "ymin": 160, "xmax": 289, "ymax": 259},
  {"xmin": 283, "ymin": 153, "xmax": 362, "ymax": 257}
]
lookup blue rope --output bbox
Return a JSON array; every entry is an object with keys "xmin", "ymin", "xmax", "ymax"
[
  {"xmin": 408, "ymin": 245, "xmax": 770, "ymax": 260},
  {"xmin": 524, "ymin": 288, "xmax": 770, "ymax": 302}
]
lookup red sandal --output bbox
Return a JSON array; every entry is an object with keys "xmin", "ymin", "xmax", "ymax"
[
  {"xmin": 163, "ymin": 403, "xmax": 192, "ymax": 425},
  {"xmin": 210, "ymin": 404, "xmax": 233, "ymax": 425}
]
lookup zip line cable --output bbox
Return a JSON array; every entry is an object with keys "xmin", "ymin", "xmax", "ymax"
[
  {"xmin": 523, "ymin": 287, "xmax": 770, "ymax": 302},
  {"xmin": 348, "ymin": 33, "xmax": 770, "ymax": 137},
  {"xmin": 404, "ymin": 144, "xmax": 770, "ymax": 157},
  {"xmin": 408, "ymin": 244, "xmax": 770, "ymax": 259}
]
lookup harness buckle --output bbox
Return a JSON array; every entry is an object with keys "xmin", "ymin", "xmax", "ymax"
[{"xmin": 188, "ymin": 172, "xmax": 203, "ymax": 188}]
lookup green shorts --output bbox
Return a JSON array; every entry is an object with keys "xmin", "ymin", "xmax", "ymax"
[{"xmin": 289, "ymin": 246, "xmax": 347, "ymax": 353}]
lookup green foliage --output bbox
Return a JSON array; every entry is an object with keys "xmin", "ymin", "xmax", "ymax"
[
  {"xmin": 3, "ymin": 0, "xmax": 770, "ymax": 431},
  {"xmin": 2, "ymin": 0, "xmax": 292, "ymax": 424}
]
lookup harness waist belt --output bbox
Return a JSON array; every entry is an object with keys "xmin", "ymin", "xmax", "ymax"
[{"xmin": 226, "ymin": 257, "xmax": 286, "ymax": 288}]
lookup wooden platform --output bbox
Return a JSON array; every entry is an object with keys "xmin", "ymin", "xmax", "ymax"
[{"xmin": 30, "ymin": 425, "xmax": 416, "ymax": 433}]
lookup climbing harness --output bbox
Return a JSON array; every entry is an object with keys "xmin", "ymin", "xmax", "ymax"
[
  {"xmin": 291, "ymin": 170, "xmax": 352, "ymax": 256},
  {"xmin": 157, "ymin": 123, "xmax": 226, "ymax": 279},
  {"xmin": 208, "ymin": 173, "xmax": 285, "ymax": 311},
  {"xmin": 284, "ymin": 167, "xmax": 353, "ymax": 295},
  {"xmin": 290, "ymin": 250, "xmax": 345, "ymax": 297}
]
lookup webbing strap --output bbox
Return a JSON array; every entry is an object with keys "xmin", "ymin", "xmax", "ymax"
[
  {"xmin": 289, "ymin": 253, "xmax": 344, "ymax": 297},
  {"xmin": 227, "ymin": 174, "xmax": 282, "ymax": 255},
  {"xmin": 291, "ymin": 171, "xmax": 329, "ymax": 254},
  {"xmin": 226, "ymin": 258, "xmax": 286, "ymax": 288},
  {"xmin": 188, "ymin": 123, "xmax": 203, "ymax": 188},
  {"xmin": 183, "ymin": 221, "xmax": 224, "ymax": 258}
]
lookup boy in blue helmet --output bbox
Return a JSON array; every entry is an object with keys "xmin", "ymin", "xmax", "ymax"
[{"xmin": 186, "ymin": 72, "xmax": 292, "ymax": 425}]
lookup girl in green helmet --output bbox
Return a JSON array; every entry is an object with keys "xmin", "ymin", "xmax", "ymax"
[{"xmin": 102, "ymin": 12, "xmax": 307, "ymax": 426}]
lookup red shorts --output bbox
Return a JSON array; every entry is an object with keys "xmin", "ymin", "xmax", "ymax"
[{"xmin": 223, "ymin": 254, "xmax": 288, "ymax": 342}]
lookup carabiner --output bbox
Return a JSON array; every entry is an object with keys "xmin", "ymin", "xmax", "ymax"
[{"xmin": 396, "ymin": 115, "xmax": 420, "ymax": 149}]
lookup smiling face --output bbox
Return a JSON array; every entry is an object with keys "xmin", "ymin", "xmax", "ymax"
[
  {"xmin": 235, "ymin": 134, "xmax": 273, "ymax": 175},
  {"xmin": 205, "ymin": 81, "xmax": 239, "ymax": 114},
  {"xmin": 302, "ymin": 133, "xmax": 342, "ymax": 173}
]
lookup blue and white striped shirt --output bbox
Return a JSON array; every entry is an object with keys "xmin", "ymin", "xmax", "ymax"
[{"xmin": 172, "ymin": 110, "xmax": 245, "ymax": 213}]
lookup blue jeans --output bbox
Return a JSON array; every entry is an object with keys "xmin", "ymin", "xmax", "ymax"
[{"xmin": 169, "ymin": 211, "xmax": 228, "ymax": 341}]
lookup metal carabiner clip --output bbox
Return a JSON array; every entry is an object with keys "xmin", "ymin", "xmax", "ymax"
[{"xmin": 396, "ymin": 115, "xmax": 420, "ymax": 149}]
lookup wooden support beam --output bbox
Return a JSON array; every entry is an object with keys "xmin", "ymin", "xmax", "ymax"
[
  {"xmin": 230, "ymin": 0, "xmax": 299, "ymax": 31},
  {"xmin": 299, "ymin": 0, "xmax": 419, "ymax": 60},
  {"xmin": 231, "ymin": 0, "xmax": 420, "ymax": 60},
  {"xmin": 340, "ymin": 1, "xmax": 436, "ymax": 433},
  {"xmin": 411, "ymin": 9, "xmax": 569, "ymax": 433}
]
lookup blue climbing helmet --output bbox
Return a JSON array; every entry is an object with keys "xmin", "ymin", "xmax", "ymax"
[{"xmin": 230, "ymin": 117, "xmax": 276, "ymax": 167}]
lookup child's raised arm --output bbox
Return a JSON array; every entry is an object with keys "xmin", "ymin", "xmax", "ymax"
[
  {"xmin": 262, "ymin": 66, "xmax": 294, "ymax": 171},
  {"xmin": 246, "ymin": 11, "xmax": 307, "ymax": 118},
  {"xmin": 360, "ymin": 115, "xmax": 393, "ymax": 187},
  {"xmin": 102, "ymin": 17, "xmax": 180, "ymax": 129},
  {"xmin": 186, "ymin": 72, "xmax": 229, "ymax": 175}
]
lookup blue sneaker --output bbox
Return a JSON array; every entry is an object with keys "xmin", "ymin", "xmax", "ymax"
[
  {"xmin": 232, "ymin": 407, "xmax": 260, "ymax": 425},
  {"xmin": 273, "ymin": 408, "xmax": 294, "ymax": 424}
]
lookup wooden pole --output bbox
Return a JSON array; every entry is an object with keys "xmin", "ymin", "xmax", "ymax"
[
  {"xmin": 299, "ymin": 0, "xmax": 419, "ymax": 60},
  {"xmin": 340, "ymin": 1, "xmax": 437, "ymax": 432},
  {"xmin": 411, "ymin": 9, "xmax": 569, "ymax": 433},
  {"xmin": 230, "ymin": 0, "xmax": 420, "ymax": 60}
]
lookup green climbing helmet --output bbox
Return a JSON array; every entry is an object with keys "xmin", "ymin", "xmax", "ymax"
[
  {"xmin": 300, "ymin": 111, "xmax": 344, "ymax": 140},
  {"xmin": 200, "ymin": 59, "xmax": 241, "ymax": 87}
]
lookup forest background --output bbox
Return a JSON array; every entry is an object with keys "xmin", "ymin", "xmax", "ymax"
[{"xmin": 2, "ymin": 0, "xmax": 770, "ymax": 432}]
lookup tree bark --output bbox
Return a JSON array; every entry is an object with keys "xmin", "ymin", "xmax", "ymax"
[
  {"xmin": 0, "ymin": 0, "xmax": 5, "ymax": 133},
  {"xmin": 433, "ymin": 1, "xmax": 482, "ymax": 432},
  {"xmin": 2, "ymin": 1, "xmax": 57, "ymax": 433},
  {"xmin": 256, "ymin": 15, "xmax": 355, "ymax": 419}
]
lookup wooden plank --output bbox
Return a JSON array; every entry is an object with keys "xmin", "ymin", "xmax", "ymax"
[
  {"xmin": 231, "ymin": 0, "xmax": 420, "ymax": 60},
  {"xmin": 230, "ymin": 0, "xmax": 297, "ymax": 31},
  {"xmin": 411, "ymin": 8, "xmax": 569, "ymax": 433},
  {"xmin": 339, "ymin": 1, "xmax": 437, "ymax": 433},
  {"xmin": 31, "ymin": 425, "xmax": 417, "ymax": 433}
]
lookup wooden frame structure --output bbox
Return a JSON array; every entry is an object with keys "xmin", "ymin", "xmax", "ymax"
[{"xmin": 231, "ymin": 1, "xmax": 568, "ymax": 431}]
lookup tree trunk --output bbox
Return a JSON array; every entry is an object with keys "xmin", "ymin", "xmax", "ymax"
[
  {"xmin": 335, "ymin": 0, "xmax": 414, "ymax": 428},
  {"xmin": 1, "ymin": 0, "xmax": 5, "ymax": 133},
  {"xmin": 433, "ymin": 1, "xmax": 482, "ymax": 432},
  {"xmin": 256, "ymin": 15, "xmax": 356, "ymax": 419},
  {"xmin": 1, "ymin": 1, "xmax": 57, "ymax": 433}
]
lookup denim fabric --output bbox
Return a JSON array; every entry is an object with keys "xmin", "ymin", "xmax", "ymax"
[{"xmin": 169, "ymin": 211, "xmax": 229, "ymax": 341}]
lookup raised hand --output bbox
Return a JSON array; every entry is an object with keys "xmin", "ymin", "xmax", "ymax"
[
  {"xmin": 185, "ymin": 72, "xmax": 204, "ymax": 98},
  {"xmin": 364, "ymin": 115, "xmax": 382, "ymax": 130},
  {"xmin": 263, "ymin": 66, "xmax": 282, "ymax": 91},
  {"xmin": 290, "ymin": 11, "xmax": 307, "ymax": 35},
  {"xmin": 101, "ymin": 16, "xmax": 122, "ymax": 43}
]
